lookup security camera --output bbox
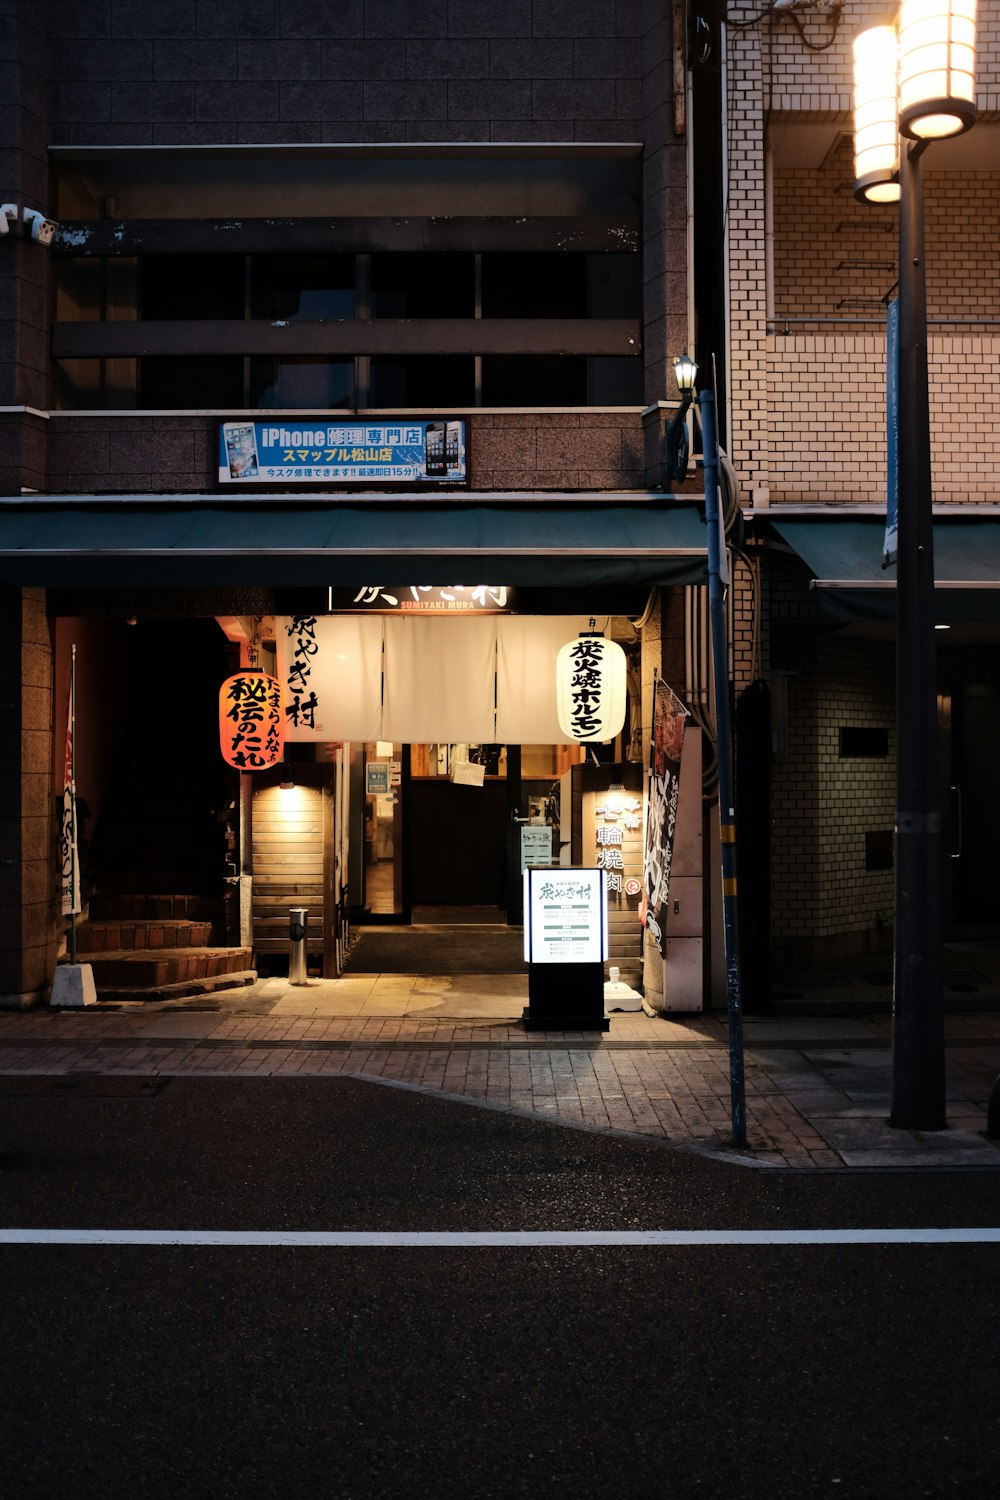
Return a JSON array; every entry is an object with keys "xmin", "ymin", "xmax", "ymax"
[
  {"xmin": 22, "ymin": 208, "xmax": 59, "ymax": 246},
  {"xmin": 0, "ymin": 204, "xmax": 17, "ymax": 236}
]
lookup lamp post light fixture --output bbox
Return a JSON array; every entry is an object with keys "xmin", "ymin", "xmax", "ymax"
[
  {"xmin": 665, "ymin": 350, "xmax": 698, "ymax": 484},
  {"xmin": 851, "ymin": 0, "xmax": 978, "ymax": 1131}
]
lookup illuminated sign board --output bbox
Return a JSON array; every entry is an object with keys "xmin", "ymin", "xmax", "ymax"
[
  {"xmin": 523, "ymin": 867, "xmax": 608, "ymax": 966},
  {"xmin": 218, "ymin": 419, "xmax": 467, "ymax": 485},
  {"xmin": 520, "ymin": 825, "xmax": 553, "ymax": 872},
  {"xmin": 331, "ymin": 585, "xmax": 513, "ymax": 612}
]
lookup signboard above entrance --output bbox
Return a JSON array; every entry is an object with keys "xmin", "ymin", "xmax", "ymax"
[
  {"xmin": 218, "ymin": 419, "xmax": 467, "ymax": 485},
  {"xmin": 331, "ymin": 585, "xmax": 513, "ymax": 613}
]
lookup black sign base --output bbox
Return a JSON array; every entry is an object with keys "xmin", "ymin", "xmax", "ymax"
[{"xmin": 522, "ymin": 961, "xmax": 609, "ymax": 1032}]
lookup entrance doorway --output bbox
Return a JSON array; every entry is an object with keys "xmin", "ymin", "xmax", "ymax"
[
  {"xmin": 940, "ymin": 668, "xmax": 1000, "ymax": 938},
  {"xmin": 354, "ymin": 741, "xmax": 584, "ymax": 934}
]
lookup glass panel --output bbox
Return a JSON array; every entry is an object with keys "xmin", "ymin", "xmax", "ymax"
[
  {"xmin": 363, "ymin": 743, "xmax": 404, "ymax": 916},
  {"xmin": 250, "ymin": 253, "xmax": 356, "ymax": 321},
  {"xmin": 55, "ymin": 259, "xmax": 104, "ymax": 321},
  {"xmin": 482, "ymin": 252, "xmax": 641, "ymax": 317},
  {"xmin": 54, "ymin": 358, "xmax": 104, "ymax": 409},
  {"xmin": 370, "ymin": 356, "xmax": 475, "ymax": 408},
  {"xmin": 481, "ymin": 355, "xmax": 588, "ymax": 406},
  {"xmin": 411, "ymin": 745, "xmax": 507, "ymax": 778},
  {"xmin": 139, "ymin": 254, "xmax": 245, "ymax": 320},
  {"xmin": 249, "ymin": 357, "xmax": 354, "ymax": 409},
  {"xmin": 138, "ymin": 355, "xmax": 245, "ymax": 408},
  {"xmin": 587, "ymin": 356, "xmax": 644, "ymax": 405},
  {"xmin": 482, "ymin": 253, "xmax": 587, "ymax": 318},
  {"xmin": 370, "ymin": 253, "xmax": 475, "ymax": 318}
]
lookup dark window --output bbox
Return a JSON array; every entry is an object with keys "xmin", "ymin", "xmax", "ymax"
[
  {"xmin": 840, "ymin": 727, "xmax": 889, "ymax": 757},
  {"xmin": 370, "ymin": 254, "xmax": 474, "ymax": 318},
  {"xmin": 585, "ymin": 254, "xmax": 643, "ymax": 318},
  {"xmin": 139, "ymin": 356, "xmax": 245, "ymax": 408},
  {"xmin": 481, "ymin": 253, "xmax": 641, "ymax": 319},
  {"xmin": 587, "ymin": 357, "xmax": 644, "ymax": 405},
  {"xmin": 865, "ymin": 831, "xmax": 893, "ymax": 871},
  {"xmin": 139, "ymin": 255, "xmax": 245, "ymax": 320},
  {"xmin": 250, "ymin": 254, "xmax": 355, "ymax": 321},
  {"xmin": 249, "ymin": 357, "xmax": 354, "ymax": 409},
  {"xmin": 370, "ymin": 356, "xmax": 474, "ymax": 407},
  {"xmin": 482, "ymin": 253, "xmax": 586, "ymax": 318}
]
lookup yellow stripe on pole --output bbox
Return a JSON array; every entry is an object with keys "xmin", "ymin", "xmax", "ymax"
[
  {"xmin": 723, "ymin": 877, "xmax": 738, "ymax": 896},
  {"xmin": 720, "ymin": 823, "xmax": 736, "ymax": 844}
]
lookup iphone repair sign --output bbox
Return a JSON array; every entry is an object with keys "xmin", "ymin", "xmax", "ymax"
[{"xmin": 218, "ymin": 420, "xmax": 467, "ymax": 484}]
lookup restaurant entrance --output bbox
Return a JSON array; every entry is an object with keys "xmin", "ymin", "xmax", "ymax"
[{"xmin": 358, "ymin": 741, "xmax": 586, "ymax": 925}]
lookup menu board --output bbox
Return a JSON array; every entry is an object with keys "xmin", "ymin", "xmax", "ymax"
[{"xmin": 523, "ymin": 867, "xmax": 607, "ymax": 966}]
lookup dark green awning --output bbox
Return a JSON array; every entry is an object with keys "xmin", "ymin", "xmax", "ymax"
[
  {"xmin": 772, "ymin": 517, "xmax": 1000, "ymax": 624},
  {"xmin": 0, "ymin": 496, "xmax": 708, "ymax": 589}
]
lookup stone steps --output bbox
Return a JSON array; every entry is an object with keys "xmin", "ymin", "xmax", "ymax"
[
  {"xmin": 88, "ymin": 893, "xmax": 221, "ymax": 922},
  {"xmin": 78, "ymin": 919, "xmax": 217, "ymax": 952},
  {"xmin": 89, "ymin": 947, "xmax": 254, "ymax": 990}
]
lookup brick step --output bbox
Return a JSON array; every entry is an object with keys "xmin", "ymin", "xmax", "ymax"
[
  {"xmin": 78, "ymin": 919, "xmax": 217, "ymax": 953},
  {"xmin": 90, "ymin": 947, "xmax": 253, "ymax": 990},
  {"xmin": 89, "ymin": 893, "xmax": 222, "ymax": 921}
]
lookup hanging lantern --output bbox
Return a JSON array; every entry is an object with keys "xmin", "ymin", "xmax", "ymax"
[
  {"xmin": 556, "ymin": 633, "xmax": 627, "ymax": 743},
  {"xmin": 219, "ymin": 669, "xmax": 284, "ymax": 770}
]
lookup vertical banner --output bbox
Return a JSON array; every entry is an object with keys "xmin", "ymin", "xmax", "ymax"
[
  {"xmin": 59, "ymin": 651, "xmax": 80, "ymax": 918},
  {"xmin": 641, "ymin": 679, "xmax": 688, "ymax": 956},
  {"xmin": 276, "ymin": 615, "xmax": 384, "ymax": 742},
  {"xmin": 884, "ymin": 297, "xmax": 899, "ymax": 568}
]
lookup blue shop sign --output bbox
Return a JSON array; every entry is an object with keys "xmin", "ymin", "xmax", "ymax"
[{"xmin": 219, "ymin": 419, "xmax": 467, "ymax": 485}]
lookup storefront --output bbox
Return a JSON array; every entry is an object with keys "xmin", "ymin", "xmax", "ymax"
[{"xmin": 14, "ymin": 486, "xmax": 710, "ymax": 1002}]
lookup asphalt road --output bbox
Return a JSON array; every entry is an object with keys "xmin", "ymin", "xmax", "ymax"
[{"xmin": 2, "ymin": 1076, "xmax": 999, "ymax": 1498}]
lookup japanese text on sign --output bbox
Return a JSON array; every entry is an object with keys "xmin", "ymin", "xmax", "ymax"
[{"xmin": 218, "ymin": 420, "xmax": 467, "ymax": 484}]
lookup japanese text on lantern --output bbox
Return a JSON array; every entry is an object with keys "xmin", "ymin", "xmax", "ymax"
[
  {"xmin": 220, "ymin": 672, "xmax": 283, "ymax": 769},
  {"xmin": 567, "ymin": 639, "xmax": 605, "ymax": 739},
  {"xmin": 284, "ymin": 615, "xmax": 321, "ymax": 732}
]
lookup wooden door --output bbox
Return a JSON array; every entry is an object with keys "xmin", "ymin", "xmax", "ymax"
[{"xmin": 250, "ymin": 764, "xmax": 336, "ymax": 974}]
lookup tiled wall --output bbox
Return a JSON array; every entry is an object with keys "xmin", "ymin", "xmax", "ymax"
[
  {"xmin": 770, "ymin": 627, "xmax": 896, "ymax": 957},
  {"xmin": 725, "ymin": 0, "xmax": 1000, "ymax": 508}
]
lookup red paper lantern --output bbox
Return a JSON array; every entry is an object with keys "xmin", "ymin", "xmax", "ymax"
[{"xmin": 219, "ymin": 670, "xmax": 283, "ymax": 770}]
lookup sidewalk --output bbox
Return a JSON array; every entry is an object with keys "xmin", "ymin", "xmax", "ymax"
[{"xmin": 1, "ymin": 973, "xmax": 999, "ymax": 1170}]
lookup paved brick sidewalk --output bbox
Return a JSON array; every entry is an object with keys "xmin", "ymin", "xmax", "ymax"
[{"xmin": 1, "ymin": 994, "xmax": 999, "ymax": 1169}]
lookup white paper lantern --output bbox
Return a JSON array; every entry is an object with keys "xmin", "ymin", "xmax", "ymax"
[{"xmin": 556, "ymin": 634, "xmax": 627, "ymax": 743}]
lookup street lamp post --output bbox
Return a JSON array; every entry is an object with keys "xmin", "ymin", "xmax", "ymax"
[
  {"xmin": 669, "ymin": 351, "xmax": 747, "ymax": 1149},
  {"xmin": 852, "ymin": 1, "xmax": 978, "ymax": 1130}
]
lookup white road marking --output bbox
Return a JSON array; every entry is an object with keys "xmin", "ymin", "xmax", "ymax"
[{"xmin": 0, "ymin": 1228, "xmax": 998, "ymax": 1247}]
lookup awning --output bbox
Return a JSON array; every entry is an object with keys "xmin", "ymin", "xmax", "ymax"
[
  {"xmin": 0, "ymin": 496, "xmax": 708, "ymax": 589},
  {"xmin": 771, "ymin": 517, "xmax": 1000, "ymax": 624}
]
